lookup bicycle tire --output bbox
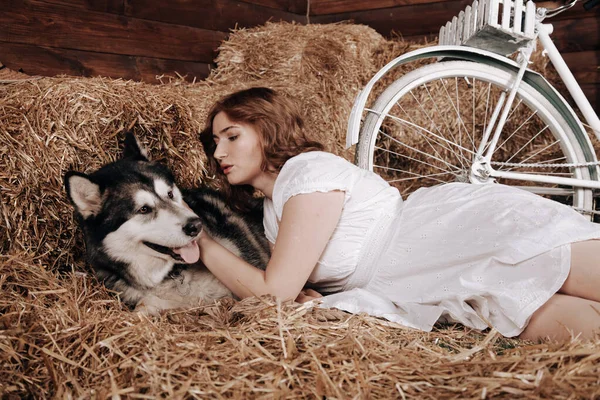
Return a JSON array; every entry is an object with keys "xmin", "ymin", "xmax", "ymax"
[{"xmin": 356, "ymin": 60, "xmax": 595, "ymax": 216}]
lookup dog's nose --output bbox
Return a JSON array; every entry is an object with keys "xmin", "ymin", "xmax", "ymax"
[{"xmin": 183, "ymin": 218, "xmax": 202, "ymax": 237}]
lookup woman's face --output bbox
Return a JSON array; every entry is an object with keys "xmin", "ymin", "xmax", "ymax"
[{"xmin": 212, "ymin": 111, "xmax": 264, "ymax": 186}]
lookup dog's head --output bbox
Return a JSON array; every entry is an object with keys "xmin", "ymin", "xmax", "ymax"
[{"xmin": 65, "ymin": 133, "xmax": 202, "ymax": 284}]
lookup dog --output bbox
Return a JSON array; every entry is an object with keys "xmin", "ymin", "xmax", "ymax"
[{"xmin": 64, "ymin": 132, "xmax": 270, "ymax": 314}]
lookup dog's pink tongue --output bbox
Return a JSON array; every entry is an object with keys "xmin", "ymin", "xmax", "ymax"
[{"xmin": 173, "ymin": 241, "xmax": 200, "ymax": 264}]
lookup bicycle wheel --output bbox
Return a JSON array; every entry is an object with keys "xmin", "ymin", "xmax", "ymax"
[{"xmin": 356, "ymin": 60, "xmax": 595, "ymax": 216}]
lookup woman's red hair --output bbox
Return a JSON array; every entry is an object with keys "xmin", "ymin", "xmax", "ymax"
[{"xmin": 200, "ymin": 87, "xmax": 324, "ymax": 212}]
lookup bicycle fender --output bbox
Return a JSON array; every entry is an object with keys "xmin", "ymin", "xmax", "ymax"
[{"xmin": 346, "ymin": 45, "xmax": 596, "ymax": 166}]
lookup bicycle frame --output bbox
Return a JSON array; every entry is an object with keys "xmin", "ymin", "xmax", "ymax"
[
  {"xmin": 537, "ymin": 24, "xmax": 600, "ymax": 136},
  {"xmin": 479, "ymin": 21, "xmax": 600, "ymax": 189}
]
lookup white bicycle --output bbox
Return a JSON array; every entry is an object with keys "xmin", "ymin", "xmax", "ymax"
[{"xmin": 347, "ymin": 0, "xmax": 600, "ymax": 219}]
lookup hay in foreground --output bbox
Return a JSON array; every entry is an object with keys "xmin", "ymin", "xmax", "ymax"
[
  {"xmin": 1, "ymin": 22, "xmax": 599, "ymax": 398},
  {"xmin": 2, "ymin": 254, "xmax": 600, "ymax": 398}
]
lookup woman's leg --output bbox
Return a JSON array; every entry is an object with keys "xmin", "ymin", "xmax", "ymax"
[
  {"xmin": 519, "ymin": 293, "xmax": 600, "ymax": 341},
  {"xmin": 560, "ymin": 240, "xmax": 600, "ymax": 302}
]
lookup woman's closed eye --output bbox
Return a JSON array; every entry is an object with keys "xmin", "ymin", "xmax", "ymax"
[{"xmin": 213, "ymin": 134, "xmax": 238, "ymax": 144}]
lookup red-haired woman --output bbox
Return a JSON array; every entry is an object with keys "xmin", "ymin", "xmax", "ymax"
[{"xmin": 198, "ymin": 87, "xmax": 600, "ymax": 341}]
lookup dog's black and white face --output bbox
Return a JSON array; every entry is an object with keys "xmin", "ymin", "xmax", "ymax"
[{"xmin": 65, "ymin": 134, "xmax": 202, "ymax": 288}]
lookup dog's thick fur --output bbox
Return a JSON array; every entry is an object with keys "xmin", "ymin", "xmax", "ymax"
[{"xmin": 64, "ymin": 133, "xmax": 270, "ymax": 314}]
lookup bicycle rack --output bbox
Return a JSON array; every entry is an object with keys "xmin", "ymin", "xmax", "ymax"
[{"xmin": 439, "ymin": 0, "xmax": 537, "ymax": 56}]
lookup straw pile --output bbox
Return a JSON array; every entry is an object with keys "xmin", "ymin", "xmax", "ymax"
[{"xmin": 1, "ymin": 22, "xmax": 599, "ymax": 398}]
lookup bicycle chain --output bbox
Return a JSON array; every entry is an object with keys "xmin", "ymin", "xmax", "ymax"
[
  {"xmin": 491, "ymin": 160, "xmax": 600, "ymax": 216},
  {"xmin": 491, "ymin": 161, "xmax": 600, "ymax": 168},
  {"xmin": 572, "ymin": 207, "xmax": 600, "ymax": 216}
]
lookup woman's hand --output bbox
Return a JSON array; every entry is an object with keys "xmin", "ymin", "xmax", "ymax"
[
  {"xmin": 295, "ymin": 288, "xmax": 323, "ymax": 303},
  {"xmin": 195, "ymin": 191, "xmax": 344, "ymax": 302},
  {"xmin": 196, "ymin": 230, "xmax": 216, "ymax": 263},
  {"xmin": 197, "ymin": 229, "xmax": 214, "ymax": 243}
]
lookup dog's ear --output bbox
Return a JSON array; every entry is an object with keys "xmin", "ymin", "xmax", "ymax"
[
  {"xmin": 64, "ymin": 171, "xmax": 102, "ymax": 219},
  {"xmin": 123, "ymin": 131, "xmax": 150, "ymax": 161}
]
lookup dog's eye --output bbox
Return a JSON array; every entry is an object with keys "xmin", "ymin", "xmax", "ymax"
[
  {"xmin": 167, "ymin": 191, "xmax": 174, "ymax": 199},
  {"xmin": 138, "ymin": 205, "xmax": 152, "ymax": 214}
]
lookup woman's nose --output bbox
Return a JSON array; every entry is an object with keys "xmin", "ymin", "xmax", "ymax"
[{"xmin": 214, "ymin": 141, "xmax": 228, "ymax": 160}]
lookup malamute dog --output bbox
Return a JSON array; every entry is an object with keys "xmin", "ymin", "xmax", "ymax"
[{"xmin": 64, "ymin": 132, "xmax": 270, "ymax": 314}]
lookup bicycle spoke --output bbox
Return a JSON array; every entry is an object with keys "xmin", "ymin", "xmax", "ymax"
[
  {"xmin": 374, "ymin": 138, "xmax": 459, "ymax": 175},
  {"xmin": 402, "ymin": 94, "xmax": 453, "ymax": 165},
  {"xmin": 483, "ymin": 82, "xmax": 492, "ymax": 138},
  {"xmin": 472, "ymin": 78, "xmax": 476, "ymax": 150},
  {"xmin": 536, "ymin": 156, "xmax": 567, "ymax": 164},
  {"xmin": 393, "ymin": 100, "xmax": 468, "ymax": 169},
  {"xmin": 504, "ymin": 138, "xmax": 562, "ymax": 172},
  {"xmin": 495, "ymin": 109, "xmax": 538, "ymax": 153},
  {"xmin": 440, "ymin": 78, "xmax": 473, "ymax": 148},
  {"xmin": 381, "ymin": 113, "xmax": 476, "ymax": 160},
  {"xmin": 374, "ymin": 159, "xmax": 461, "ymax": 182},
  {"xmin": 506, "ymin": 98, "xmax": 524, "ymax": 122},
  {"xmin": 423, "ymin": 83, "xmax": 460, "ymax": 139},
  {"xmin": 426, "ymin": 79, "xmax": 467, "ymax": 158},
  {"xmin": 386, "ymin": 170, "xmax": 461, "ymax": 183},
  {"xmin": 504, "ymin": 125, "xmax": 551, "ymax": 164},
  {"xmin": 457, "ymin": 77, "xmax": 477, "ymax": 153},
  {"xmin": 455, "ymin": 77, "xmax": 462, "ymax": 154},
  {"xmin": 420, "ymin": 84, "xmax": 470, "ymax": 169}
]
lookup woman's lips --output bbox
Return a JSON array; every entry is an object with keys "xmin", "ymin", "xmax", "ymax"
[{"xmin": 222, "ymin": 165, "xmax": 233, "ymax": 174}]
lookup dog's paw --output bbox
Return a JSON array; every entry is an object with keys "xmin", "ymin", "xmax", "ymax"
[{"xmin": 134, "ymin": 301, "xmax": 161, "ymax": 317}]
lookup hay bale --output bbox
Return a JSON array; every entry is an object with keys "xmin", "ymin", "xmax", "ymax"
[
  {"xmin": 0, "ymin": 77, "xmax": 209, "ymax": 260},
  {"xmin": 0, "ymin": 22, "xmax": 394, "ymax": 258},
  {"xmin": 199, "ymin": 21, "xmax": 388, "ymax": 157},
  {"xmin": 1, "ymin": 22, "xmax": 599, "ymax": 398}
]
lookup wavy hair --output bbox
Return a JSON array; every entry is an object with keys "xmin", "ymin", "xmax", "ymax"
[{"xmin": 200, "ymin": 87, "xmax": 324, "ymax": 212}]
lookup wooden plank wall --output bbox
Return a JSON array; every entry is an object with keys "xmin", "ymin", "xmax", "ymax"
[
  {"xmin": 308, "ymin": 0, "xmax": 599, "ymax": 110},
  {"xmin": 0, "ymin": 0, "xmax": 303, "ymax": 82},
  {"xmin": 1, "ymin": 0, "xmax": 598, "ymax": 109}
]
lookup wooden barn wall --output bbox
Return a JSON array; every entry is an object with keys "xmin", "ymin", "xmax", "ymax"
[
  {"xmin": 0, "ymin": 0, "xmax": 598, "ymax": 109},
  {"xmin": 0, "ymin": 0, "xmax": 303, "ymax": 82},
  {"xmin": 309, "ymin": 0, "xmax": 599, "ymax": 110}
]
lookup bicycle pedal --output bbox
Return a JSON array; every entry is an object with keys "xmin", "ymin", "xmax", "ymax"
[{"xmin": 439, "ymin": 0, "xmax": 537, "ymax": 56}]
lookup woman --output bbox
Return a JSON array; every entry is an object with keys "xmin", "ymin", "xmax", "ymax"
[{"xmin": 198, "ymin": 87, "xmax": 600, "ymax": 341}]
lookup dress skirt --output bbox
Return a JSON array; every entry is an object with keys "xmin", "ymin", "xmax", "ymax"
[{"xmin": 320, "ymin": 183, "xmax": 600, "ymax": 337}]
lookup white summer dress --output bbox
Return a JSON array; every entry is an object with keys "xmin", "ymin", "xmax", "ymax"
[{"xmin": 263, "ymin": 151, "xmax": 600, "ymax": 337}]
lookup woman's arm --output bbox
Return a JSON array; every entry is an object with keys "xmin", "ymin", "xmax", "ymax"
[{"xmin": 198, "ymin": 190, "xmax": 345, "ymax": 301}]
